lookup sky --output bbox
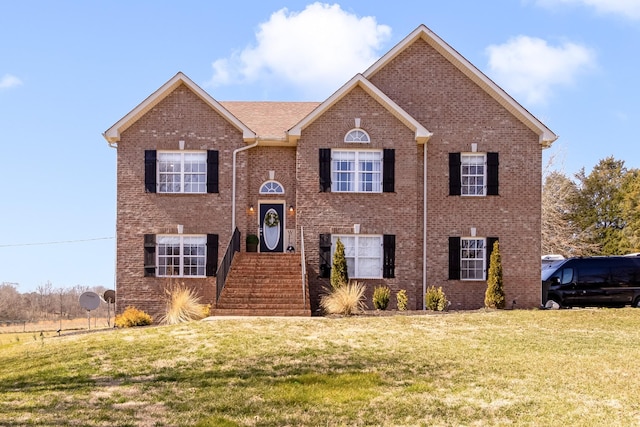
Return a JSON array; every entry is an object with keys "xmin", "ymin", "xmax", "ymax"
[{"xmin": 1, "ymin": 0, "xmax": 639, "ymax": 293}]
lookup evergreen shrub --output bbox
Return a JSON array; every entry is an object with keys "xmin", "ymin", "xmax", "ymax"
[
  {"xmin": 373, "ymin": 286, "xmax": 391, "ymax": 310},
  {"xmin": 114, "ymin": 306, "xmax": 153, "ymax": 328},
  {"xmin": 396, "ymin": 289, "xmax": 408, "ymax": 311},
  {"xmin": 425, "ymin": 286, "xmax": 448, "ymax": 311},
  {"xmin": 485, "ymin": 240, "xmax": 506, "ymax": 309},
  {"xmin": 331, "ymin": 238, "xmax": 349, "ymax": 290}
]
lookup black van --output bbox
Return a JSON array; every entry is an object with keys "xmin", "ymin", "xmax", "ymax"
[{"xmin": 542, "ymin": 256, "xmax": 640, "ymax": 308}]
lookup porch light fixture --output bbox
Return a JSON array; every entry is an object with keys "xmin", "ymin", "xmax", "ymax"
[
  {"xmin": 249, "ymin": 205, "xmax": 254, "ymax": 212},
  {"xmin": 289, "ymin": 205, "xmax": 294, "ymax": 212}
]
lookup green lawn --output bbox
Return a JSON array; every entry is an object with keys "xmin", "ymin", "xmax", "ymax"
[{"xmin": 1, "ymin": 309, "xmax": 640, "ymax": 426}]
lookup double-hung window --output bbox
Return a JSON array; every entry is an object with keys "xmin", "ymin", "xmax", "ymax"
[
  {"xmin": 460, "ymin": 238, "xmax": 485, "ymax": 280},
  {"xmin": 449, "ymin": 236, "xmax": 497, "ymax": 281},
  {"xmin": 449, "ymin": 152, "xmax": 499, "ymax": 196},
  {"xmin": 158, "ymin": 151, "xmax": 207, "ymax": 193},
  {"xmin": 331, "ymin": 150, "xmax": 382, "ymax": 193},
  {"xmin": 157, "ymin": 235, "xmax": 206, "ymax": 277},
  {"xmin": 461, "ymin": 154, "xmax": 486, "ymax": 196},
  {"xmin": 332, "ymin": 235, "xmax": 383, "ymax": 278}
]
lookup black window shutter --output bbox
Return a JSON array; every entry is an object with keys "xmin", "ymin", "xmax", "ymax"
[
  {"xmin": 144, "ymin": 150, "xmax": 157, "ymax": 193},
  {"xmin": 207, "ymin": 150, "xmax": 219, "ymax": 194},
  {"xmin": 486, "ymin": 237, "xmax": 499, "ymax": 274},
  {"xmin": 383, "ymin": 234, "xmax": 396, "ymax": 278},
  {"xmin": 487, "ymin": 152, "xmax": 499, "ymax": 196},
  {"xmin": 319, "ymin": 233, "xmax": 332, "ymax": 278},
  {"xmin": 448, "ymin": 237, "xmax": 461, "ymax": 280},
  {"xmin": 319, "ymin": 149, "xmax": 331, "ymax": 192},
  {"xmin": 383, "ymin": 149, "xmax": 395, "ymax": 193},
  {"xmin": 206, "ymin": 234, "xmax": 219, "ymax": 276},
  {"xmin": 144, "ymin": 234, "xmax": 156, "ymax": 277},
  {"xmin": 449, "ymin": 153, "xmax": 461, "ymax": 196}
]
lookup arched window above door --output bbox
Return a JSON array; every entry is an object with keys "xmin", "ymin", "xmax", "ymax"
[{"xmin": 259, "ymin": 180, "xmax": 285, "ymax": 194}]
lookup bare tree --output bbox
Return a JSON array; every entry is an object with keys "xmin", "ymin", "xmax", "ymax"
[
  {"xmin": 0, "ymin": 283, "xmax": 22, "ymax": 320},
  {"xmin": 542, "ymin": 171, "xmax": 597, "ymax": 257}
]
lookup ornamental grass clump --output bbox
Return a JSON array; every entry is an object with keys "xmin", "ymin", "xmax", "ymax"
[
  {"xmin": 373, "ymin": 286, "xmax": 391, "ymax": 310},
  {"xmin": 396, "ymin": 289, "xmax": 408, "ymax": 311},
  {"xmin": 425, "ymin": 286, "xmax": 449, "ymax": 311},
  {"xmin": 114, "ymin": 306, "xmax": 153, "ymax": 328},
  {"xmin": 160, "ymin": 284, "xmax": 207, "ymax": 325},
  {"xmin": 320, "ymin": 281, "xmax": 366, "ymax": 316}
]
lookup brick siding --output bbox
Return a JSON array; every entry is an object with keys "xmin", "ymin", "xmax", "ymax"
[{"xmin": 112, "ymin": 34, "xmax": 545, "ymax": 317}]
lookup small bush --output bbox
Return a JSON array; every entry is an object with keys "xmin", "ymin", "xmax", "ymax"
[
  {"xmin": 425, "ymin": 286, "xmax": 449, "ymax": 311},
  {"xmin": 320, "ymin": 281, "xmax": 366, "ymax": 316},
  {"xmin": 396, "ymin": 289, "xmax": 408, "ymax": 311},
  {"xmin": 114, "ymin": 306, "xmax": 153, "ymax": 328},
  {"xmin": 372, "ymin": 286, "xmax": 391, "ymax": 310},
  {"xmin": 160, "ymin": 285, "xmax": 206, "ymax": 325},
  {"xmin": 202, "ymin": 304, "xmax": 211, "ymax": 318}
]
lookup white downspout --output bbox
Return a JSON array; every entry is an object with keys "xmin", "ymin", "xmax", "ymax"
[
  {"xmin": 232, "ymin": 141, "xmax": 259, "ymax": 232},
  {"xmin": 423, "ymin": 143, "xmax": 428, "ymax": 310}
]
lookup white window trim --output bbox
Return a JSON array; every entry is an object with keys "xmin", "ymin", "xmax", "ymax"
[
  {"xmin": 461, "ymin": 152, "xmax": 486, "ymax": 197},
  {"xmin": 157, "ymin": 234, "xmax": 207, "ymax": 278},
  {"xmin": 259, "ymin": 180, "xmax": 285, "ymax": 194},
  {"xmin": 331, "ymin": 149, "xmax": 383, "ymax": 193},
  {"xmin": 157, "ymin": 150, "xmax": 207, "ymax": 194},
  {"xmin": 344, "ymin": 128, "xmax": 371, "ymax": 143},
  {"xmin": 460, "ymin": 237, "xmax": 486, "ymax": 281},
  {"xmin": 332, "ymin": 234, "xmax": 383, "ymax": 279}
]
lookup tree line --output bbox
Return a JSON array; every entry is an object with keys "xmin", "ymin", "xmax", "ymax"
[
  {"xmin": 0, "ymin": 281, "xmax": 112, "ymax": 322},
  {"xmin": 543, "ymin": 156, "xmax": 640, "ymax": 257}
]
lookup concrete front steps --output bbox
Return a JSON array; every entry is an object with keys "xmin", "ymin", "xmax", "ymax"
[{"xmin": 212, "ymin": 252, "xmax": 311, "ymax": 316}]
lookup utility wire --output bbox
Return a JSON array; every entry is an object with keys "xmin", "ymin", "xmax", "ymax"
[{"xmin": 0, "ymin": 237, "xmax": 115, "ymax": 248}]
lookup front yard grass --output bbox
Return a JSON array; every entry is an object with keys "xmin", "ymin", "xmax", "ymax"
[{"xmin": 1, "ymin": 309, "xmax": 639, "ymax": 426}]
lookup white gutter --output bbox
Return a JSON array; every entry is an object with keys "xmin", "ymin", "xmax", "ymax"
[
  {"xmin": 423, "ymin": 144, "xmax": 427, "ymax": 310},
  {"xmin": 101, "ymin": 132, "xmax": 118, "ymax": 149},
  {"xmin": 232, "ymin": 141, "xmax": 259, "ymax": 232}
]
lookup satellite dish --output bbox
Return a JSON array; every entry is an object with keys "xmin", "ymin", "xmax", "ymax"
[
  {"xmin": 79, "ymin": 292, "xmax": 100, "ymax": 311},
  {"xmin": 103, "ymin": 290, "xmax": 116, "ymax": 304}
]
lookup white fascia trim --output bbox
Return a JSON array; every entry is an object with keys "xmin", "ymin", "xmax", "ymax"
[
  {"xmin": 103, "ymin": 72, "xmax": 257, "ymax": 144},
  {"xmin": 287, "ymin": 74, "xmax": 432, "ymax": 144},
  {"xmin": 363, "ymin": 25, "xmax": 558, "ymax": 148}
]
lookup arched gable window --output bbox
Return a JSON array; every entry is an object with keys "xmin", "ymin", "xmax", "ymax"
[
  {"xmin": 344, "ymin": 129, "xmax": 370, "ymax": 143},
  {"xmin": 259, "ymin": 180, "xmax": 285, "ymax": 194}
]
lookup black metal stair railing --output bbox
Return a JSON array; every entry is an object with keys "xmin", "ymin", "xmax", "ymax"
[{"xmin": 216, "ymin": 227, "xmax": 241, "ymax": 302}]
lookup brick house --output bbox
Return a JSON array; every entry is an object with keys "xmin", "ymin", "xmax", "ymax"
[{"xmin": 103, "ymin": 25, "xmax": 556, "ymax": 318}]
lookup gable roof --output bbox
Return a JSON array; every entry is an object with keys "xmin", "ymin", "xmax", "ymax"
[
  {"xmin": 288, "ymin": 74, "xmax": 433, "ymax": 144},
  {"xmin": 221, "ymin": 101, "xmax": 320, "ymax": 142},
  {"xmin": 364, "ymin": 24, "xmax": 558, "ymax": 147},
  {"xmin": 103, "ymin": 72, "xmax": 256, "ymax": 146}
]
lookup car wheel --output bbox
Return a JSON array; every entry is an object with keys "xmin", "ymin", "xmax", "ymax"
[
  {"xmin": 633, "ymin": 297, "xmax": 640, "ymax": 308},
  {"xmin": 545, "ymin": 297, "xmax": 561, "ymax": 309}
]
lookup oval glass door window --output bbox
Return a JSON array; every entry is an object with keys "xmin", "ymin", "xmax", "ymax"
[{"xmin": 263, "ymin": 208, "xmax": 281, "ymax": 250}]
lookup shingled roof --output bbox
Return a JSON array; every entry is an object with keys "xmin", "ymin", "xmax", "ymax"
[{"xmin": 221, "ymin": 101, "xmax": 320, "ymax": 142}]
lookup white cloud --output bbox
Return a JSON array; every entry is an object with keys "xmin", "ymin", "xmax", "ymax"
[
  {"xmin": 535, "ymin": 0, "xmax": 640, "ymax": 20},
  {"xmin": 0, "ymin": 74, "xmax": 22, "ymax": 90},
  {"xmin": 209, "ymin": 2, "xmax": 391, "ymax": 98},
  {"xmin": 485, "ymin": 36, "xmax": 596, "ymax": 105}
]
